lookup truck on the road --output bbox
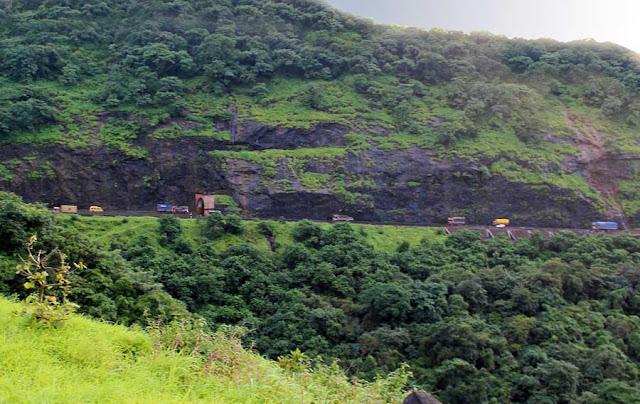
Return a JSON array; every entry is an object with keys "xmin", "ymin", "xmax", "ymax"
[
  {"xmin": 447, "ymin": 217, "xmax": 466, "ymax": 225},
  {"xmin": 591, "ymin": 221, "xmax": 619, "ymax": 231},
  {"xmin": 492, "ymin": 218, "xmax": 510, "ymax": 227},
  {"xmin": 156, "ymin": 204, "xmax": 175, "ymax": 213},
  {"xmin": 332, "ymin": 214, "xmax": 354, "ymax": 222},
  {"xmin": 60, "ymin": 205, "xmax": 78, "ymax": 214}
]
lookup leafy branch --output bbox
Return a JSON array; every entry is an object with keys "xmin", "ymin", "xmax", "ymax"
[{"xmin": 15, "ymin": 235, "xmax": 85, "ymax": 322}]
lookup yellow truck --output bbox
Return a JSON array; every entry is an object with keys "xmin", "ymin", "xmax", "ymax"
[
  {"xmin": 492, "ymin": 218, "xmax": 510, "ymax": 226},
  {"xmin": 89, "ymin": 205, "xmax": 104, "ymax": 213},
  {"xmin": 60, "ymin": 205, "xmax": 78, "ymax": 214}
]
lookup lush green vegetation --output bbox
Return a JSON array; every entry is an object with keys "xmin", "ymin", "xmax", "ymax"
[
  {"xmin": 5, "ymin": 193, "xmax": 640, "ymax": 403},
  {"xmin": 2, "ymin": 0, "xmax": 640, "ymax": 209},
  {"xmin": 5, "ymin": 0, "xmax": 640, "ymax": 398},
  {"xmin": 0, "ymin": 297, "xmax": 408, "ymax": 403},
  {"xmin": 57, "ymin": 214, "xmax": 444, "ymax": 253}
]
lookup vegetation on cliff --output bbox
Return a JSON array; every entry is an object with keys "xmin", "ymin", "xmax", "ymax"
[
  {"xmin": 2, "ymin": 0, "xmax": 640, "ymax": 221},
  {"xmin": 4, "ymin": 194, "xmax": 640, "ymax": 403}
]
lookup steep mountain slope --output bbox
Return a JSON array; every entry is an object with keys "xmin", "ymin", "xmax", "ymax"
[{"xmin": 2, "ymin": 0, "xmax": 640, "ymax": 226}]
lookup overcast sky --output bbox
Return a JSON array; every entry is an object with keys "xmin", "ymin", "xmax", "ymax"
[{"xmin": 326, "ymin": 0, "xmax": 640, "ymax": 53}]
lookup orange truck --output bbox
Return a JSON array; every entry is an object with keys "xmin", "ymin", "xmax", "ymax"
[{"xmin": 492, "ymin": 218, "xmax": 510, "ymax": 226}]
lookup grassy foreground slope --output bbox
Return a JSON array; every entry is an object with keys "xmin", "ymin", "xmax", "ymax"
[{"xmin": 0, "ymin": 297, "xmax": 407, "ymax": 404}]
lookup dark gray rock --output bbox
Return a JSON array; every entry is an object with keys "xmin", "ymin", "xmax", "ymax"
[
  {"xmin": 402, "ymin": 391, "xmax": 442, "ymax": 404},
  {"xmin": 0, "ymin": 119, "xmax": 627, "ymax": 227}
]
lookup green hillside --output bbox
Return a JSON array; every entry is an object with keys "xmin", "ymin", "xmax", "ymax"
[
  {"xmin": 4, "ymin": 0, "xmax": 640, "ymax": 401},
  {"xmin": 64, "ymin": 214, "xmax": 444, "ymax": 253},
  {"xmin": 5, "ymin": 193, "xmax": 640, "ymax": 403},
  {"xmin": 0, "ymin": 297, "xmax": 407, "ymax": 403},
  {"xmin": 1, "ymin": 0, "xmax": 640, "ymax": 225}
]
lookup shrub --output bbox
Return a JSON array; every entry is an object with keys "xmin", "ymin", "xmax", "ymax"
[
  {"xmin": 15, "ymin": 235, "xmax": 85, "ymax": 325},
  {"xmin": 203, "ymin": 214, "xmax": 245, "ymax": 239},
  {"xmin": 291, "ymin": 220, "xmax": 323, "ymax": 247},
  {"xmin": 258, "ymin": 221, "xmax": 275, "ymax": 237},
  {"xmin": 158, "ymin": 215, "xmax": 182, "ymax": 245}
]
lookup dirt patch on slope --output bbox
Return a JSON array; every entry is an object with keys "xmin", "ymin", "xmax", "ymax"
[{"xmin": 564, "ymin": 110, "xmax": 624, "ymax": 220}]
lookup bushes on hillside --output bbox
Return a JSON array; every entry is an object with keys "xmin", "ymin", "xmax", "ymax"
[{"xmin": 203, "ymin": 214, "xmax": 244, "ymax": 239}]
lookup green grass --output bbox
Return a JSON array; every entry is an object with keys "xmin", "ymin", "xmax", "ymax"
[
  {"xmin": 270, "ymin": 221, "xmax": 445, "ymax": 253},
  {"xmin": 299, "ymin": 172, "xmax": 332, "ymax": 191},
  {"xmin": 489, "ymin": 160, "xmax": 605, "ymax": 209},
  {"xmin": 353, "ymin": 224, "xmax": 446, "ymax": 252},
  {"xmin": 57, "ymin": 215, "xmax": 271, "ymax": 253},
  {"xmin": 566, "ymin": 104, "xmax": 640, "ymax": 155},
  {"xmin": 0, "ymin": 297, "xmax": 407, "ymax": 403},
  {"xmin": 0, "ymin": 159, "xmax": 19, "ymax": 181},
  {"xmin": 214, "ymin": 194, "xmax": 240, "ymax": 207},
  {"xmin": 210, "ymin": 147, "xmax": 347, "ymax": 164},
  {"xmin": 149, "ymin": 122, "xmax": 232, "ymax": 141},
  {"xmin": 59, "ymin": 216, "xmax": 171, "ymax": 247},
  {"xmin": 0, "ymin": 125, "xmax": 68, "ymax": 145},
  {"xmin": 183, "ymin": 92, "xmax": 233, "ymax": 122},
  {"xmin": 97, "ymin": 118, "xmax": 149, "ymax": 159},
  {"xmin": 235, "ymin": 77, "xmax": 376, "ymax": 128},
  {"xmin": 618, "ymin": 168, "xmax": 640, "ymax": 216},
  {"xmin": 209, "ymin": 147, "xmax": 347, "ymax": 178},
  {"xmin": 57, "ymin": 215, "xmax": 445, "ymax": 254}
]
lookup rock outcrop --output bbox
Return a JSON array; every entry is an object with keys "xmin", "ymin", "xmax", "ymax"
[{"xmin": 1, "ymin": 119, "xmax": 637, "ymax": 227}]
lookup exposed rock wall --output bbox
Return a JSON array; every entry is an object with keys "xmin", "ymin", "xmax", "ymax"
[{"xmin": 0, "ymin": 120, "xmax": 633, "ymax": 227}]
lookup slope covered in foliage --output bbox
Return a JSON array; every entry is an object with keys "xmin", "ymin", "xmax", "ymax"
[
  {"xmin": 0, "ymin": 297, "xmax": 408, "ymax": 403},
  {"xmin": 1, "ymin": 0, "xmax": 640, "ymax": 225},
  {"xmin": 5, "ymin": 194, "xmax": 640, "ymax": 403}
]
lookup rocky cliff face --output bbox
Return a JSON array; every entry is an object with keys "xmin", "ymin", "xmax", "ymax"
[{"xmin": 3, "ymin": 118, "xmax": 634, "ymax": 228}]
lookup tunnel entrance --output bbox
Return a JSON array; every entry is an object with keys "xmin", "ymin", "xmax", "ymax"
[
  {"xmin": 194, "ymin": 193, "xmax": 216, "ymax": 216},
  {"xmin": 196, "ymin": 197, "xmax": 205, "ymax": 215}
]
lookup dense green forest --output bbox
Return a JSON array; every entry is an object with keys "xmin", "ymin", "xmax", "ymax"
[
  {"xmin": 3, "ymin": 0, "xmax": 640, "ymax": 135},
  {"xmin": 3, "ymin": 0, "xmax": 640, "ymax": 224},
  {"xmin": 3, "ymin": 0, "xmax": 640, "ymax": 146},
  {"xmin": 5, "ymin": 193, "xmax": 640, "ymax": 403}
]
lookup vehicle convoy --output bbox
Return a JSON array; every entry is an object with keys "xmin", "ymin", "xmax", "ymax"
[
  {"xmin": 60, "ymin": 205, "xmax": 78, "ymax": 214},
  {"xmin": 447, "ymin": 217, "xmax": 466, "ymax": 225},
  {"xmin": 50, "ymin": 204, "xmax": 625, "ymax": 236},
  {"xmin": 591, "ymin": 221, "xmax": 619, "ymax": 230},
  {"xmin": 332, "ymin": 214, "xmax": 354, "ymax": 222}
]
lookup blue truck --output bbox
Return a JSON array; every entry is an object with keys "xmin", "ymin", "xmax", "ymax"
[
  {"xmin": 591, "ymin": 222, "xmax": 619, "ymax": 231},
  {"xmin": 156, "ymin": 204, "xmax": 175, "ymax": 213}
]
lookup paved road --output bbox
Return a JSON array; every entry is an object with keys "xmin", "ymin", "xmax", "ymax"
[
  {"xmin": 75, "ymin": 209, "xmax": 193, "ymax": 218},
  {"xmin": 62, "ymin": 210, "xmax": 638, "ymax": 240}
]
